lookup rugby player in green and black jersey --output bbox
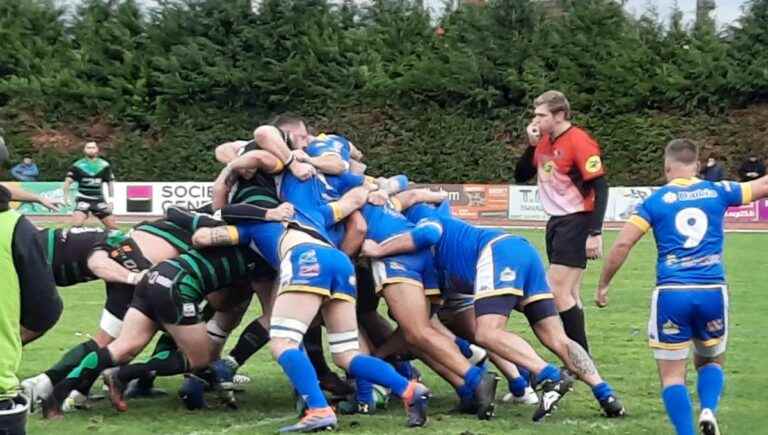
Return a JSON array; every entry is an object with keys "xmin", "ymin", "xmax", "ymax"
[{"xmin": 62, "ymin": 142, "xmax": 117, "ymax": 229}]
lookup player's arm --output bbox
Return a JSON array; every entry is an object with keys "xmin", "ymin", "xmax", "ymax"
[
  {"xmin": 340, "ymin": 211, "xmax": 367, "ymax": 257},
  {"xmin": 746, "ymin": 173, "xmax": 768, "ymax": 202},
  {"xmin": 87, "ymin": 249, "xmax": 146, "ymax": 285},
  {"xmin": 215, "ymin": 140, "xmax": 250, "ymax": 164},
  {"xmin": 349, "ymin": 142, "xmax": 363, "ymax": 161},
  {"xmin": 298, "ymin": 151, "xmax": 347, "ymax": 175},
  {"xmin": 392, "ymin": 189, "xmax": 448, "ymax": 212},
  {"xmin": 106, "ymin": 165, "xmax": 115, "ymax": 199},
  {"xmin": 192, "ymin": 225, "xmax": 243, "ymax": 249},
  {"xmin": 595, "ymin": 220, "xmax": 646, "ymax": 308},
  {"xmin": 513, "ymin": 123, "xmax": 541, "ymax": 183},
  {"xmin": 12, "ymin": 217, "xmax": 62, "ymax": 344},
  {"xmin": 0, "ymin": 182, "xmax": 61, "ymax": 211},
  {"xmin": 584, "ymin": 175, "xmax": 609, "ymax": 259},
  {"xmin": 253, "ymin": 125, "xmax": 315, "ymax": 180},
  {"xmin": 61, "ymin": 171, "xmax": 75, "ymax": 206},
  {"xmin": 376, "ymin": 175, "xmax": 409, "ymax": 195},
  {"xmin": 360, "ymin": 218, "xmax": 443, "ymax": 258}
]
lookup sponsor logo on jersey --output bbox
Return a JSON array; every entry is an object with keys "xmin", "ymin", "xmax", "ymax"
[
  {"xmin": 677, "ymin": 189, "xmax": 718, "ymax": 201},
  {"xmin": 182, "ymin": 303, "xmax": 196, "ymax": 317},
  {"xmin": 662, "ymin": 192, "xmax": 678, "ymax": 204},
  {"xmin": 706, "ymin": 319, "xmax": 724, "ymax": 333},
  {"xmin": 388, "ymin": 261, "xmax": 406, "ymax": 271},
  {"xmin": 585, "ymin": 155, "xmax": 602, "ymax": 173},
  {"xmin": 298, "ymin": 250, "xmax": 317, "ymax": 264},
  {"xmin": 299, "ymin": 263, "xmax": 320, "ymax": 278}
]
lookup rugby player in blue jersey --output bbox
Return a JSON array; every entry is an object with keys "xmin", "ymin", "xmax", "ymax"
[{"xmin": 598, "ymin": 139, "xmax": 768, "ymax": 435}]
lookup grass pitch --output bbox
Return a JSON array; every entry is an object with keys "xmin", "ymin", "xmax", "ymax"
[{"xmin": 22, "ymin": 229, "xmax": 768, "ymax": 434}]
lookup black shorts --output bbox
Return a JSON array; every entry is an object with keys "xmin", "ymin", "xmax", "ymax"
[
  {"xmin": 355, "ymin": 263, "xmax": 380, "ymax": 314},
  {"xmin": 546, "ymin": 212, "xmax": 591, "ymax": 269},
  {"xmin": 131, "ymin": 262, "xmax": 202, "ymax": 326},
  {"xmin": 75, "ymin": 197, "xmax": 112, "ymax": 219},
  {"xmin": 105, "ymin": 282, "xmax": 135, "ymax": 320},
  {"xmin": 474, "ymin": 294, "xmax": 558, "ymax": 326}
]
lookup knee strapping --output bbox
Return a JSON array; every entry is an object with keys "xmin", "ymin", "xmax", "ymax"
[
  {"xmin": 328, "ymin": 330, "xmax": 360, "ymax": 354},
  {"xmin": 269, "ymin": 317, "xmax": 309, "ymax": 344}
]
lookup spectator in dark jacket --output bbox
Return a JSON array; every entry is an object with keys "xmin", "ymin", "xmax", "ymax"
[
  {"xmin": 738, "ymin": 154, "xmax": 766, "ymax": 182},
  {"xmin": 700, "ymin": 154, "xmax": 724, "ymax": 182}
]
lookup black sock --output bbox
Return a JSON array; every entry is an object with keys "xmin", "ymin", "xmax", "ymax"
[
  {"xmin": 45, "ymin": 339, "xmax": 99, "ymax": 384},
  {"xmin": 52, "ymin": 347, "xmax": 114, "ymax": 403},
  {"xmin": 304, "ymin": 326, "xmax": 331, "ymax": 378},
  {"xmin": 117, "ymin": 350, "xmax": 190, "ymax": 384},
  {"xmin": 560, "ymin": 305, "xmax": 589, "ymax": 354},
  {"xmin": 229, "ymin": 319, "xmax": 270, "ymax": 366}
]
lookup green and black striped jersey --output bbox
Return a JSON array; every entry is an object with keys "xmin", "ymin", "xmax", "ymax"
[
  {"xmin": 37, "ymin": 227, "xmax": 128, "ymax": 287},
  {"xmin": 165, "ymin": 246, "xmax": 271, "ymax": 301},
  {"xmin": 133, "ymin": 219, "xmax": 193, "ymax": 253},
  {"xmin": 66, "ymin": 158, "xmax": 114, "ymax": 200}
]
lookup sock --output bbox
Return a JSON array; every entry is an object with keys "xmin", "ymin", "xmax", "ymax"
[
  {"xmin": 509, "ymin": 376, "xmax": 528, "ymax": 397},
  {"xmin": 53, "ymin": 347, "xmax": 115, "ymax": 403},
  {"xmin": 592, "ymin": 382, "xmax": 614, "ymax": 402},
  {"xmin": 393, "ymin": 360, "xmax": 416, "ymax": 380},
  {"xmin": 517, "ymin": 365, "xmax": 531, "ymax": 384},
  {"xmin": 560, "ymin": 305, "xmax": 589, "ymax": 353},
  {"xmin": 304, "ymin": 326, "xmax": 332, "ymax": 378},
  {"xmin": 535, "ymin": 364, "xmax": 562, "ymax": 385},
  {"xmin": 697, "ymin": 363, "xmax": 724, "ymax": 412},
  {"xmin": 44, "ymin": 339, "xmax": 99, "ymax": 384},
  {"xmin": 662, "ymin": 384, "xmax": 695, "ymax": 435},
  {"xmin": 348, "ymin": 355, "xmax": 410, "ymax": 397},
  {"xmin": 117, "ymin": 350, "xmax": 190, "ymax": 384},
  {"xmin": 454, "ymin": 337, "xmax": 473, "ymax": 359},
  {"xmin": 277, "ymin": 349, "xmax": 328, "ymax": 409},
  {"xmin": 457, "ymin": 365, "xmax": 485, "ymax": 401},
  {"xmin": 355, "ymin": 378, "xmax": 375, "ymax": 406},
  {"xmin": 229, "ymin": 319, "xmax": 270, "ymax": 366}
]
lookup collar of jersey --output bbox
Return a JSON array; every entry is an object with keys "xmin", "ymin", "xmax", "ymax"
[{"xmin": 667, "ymin": 177, "xmax": 702, "ymax": 187}]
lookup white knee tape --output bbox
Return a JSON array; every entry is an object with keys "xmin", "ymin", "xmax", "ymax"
[
  {"xmin": 206, "ymin": 319, "xmax": 229, "ymax": 345},
  {"xmin": 328, "ymin": 330, "xmax": 360, "ymax": 354},
  {"xmin": 269, "ymin": 317, "xmax": 309, "ymax": 344},
  {"xmin": 99, "ymin": 309, "xmax": 123, "ymax": 338}
]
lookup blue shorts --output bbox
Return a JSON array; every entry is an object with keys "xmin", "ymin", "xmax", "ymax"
[
  {"xmin": 278, "ymin": 243, "xmax": 356, "ymax": 303},
  {"xmin": 648, "ymin": 284, "xmax": 729, "ymax": 360},
  {"xmin": 371, "ymin": 249, "xmax": 440, "ymax": 298},
  {"xmin": 474, "ymin": 235, "xmax": 554, "ymax": 308}
]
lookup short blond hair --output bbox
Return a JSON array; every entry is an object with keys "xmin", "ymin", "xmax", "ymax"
[{"xmin": 534, "ymin": 90, "xmax": 571, "ymax": 119}]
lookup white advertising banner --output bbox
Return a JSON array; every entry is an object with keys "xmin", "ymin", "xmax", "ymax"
[
  {"xmin": 508, "ymin": 185, "xmax": 657, "ymax": 222},
  {"xmin": 113, "ymin": 182, "xmax": 214, "ymax": 215}
]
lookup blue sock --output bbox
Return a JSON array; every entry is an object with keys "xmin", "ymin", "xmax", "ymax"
[
  {"xmin": 535, "ymin": 364, "xmax": 561, "ymax": 385},
  {"xmin": 662, "ymin": 384, "xmax": 695, "ymax": 435},
  {"xmin": 277, "ymin": 349, "xmax": 328, "ymax": 409},
  {"xmin": 592, "ymin": 382, "xmax": 614, "ymax": 402},
  {"xmin": 509, "ymin": 376, "xmax": 528, "ymax": 397},
  {"xmin": 355, "ymin": 378, "xmax": 375, "ymax": 406},
  {"xmin": 394, "ymin": 361, "xmax": 415, "ymax": 380},
  {"xmin": 349, "ymin": 355, "xmax": 409, "ymax": 397},
  {"xmin": 454, "ymin": 337, "xmax": 473, "ymax": 359},
  {"xmin": 517, "ymin": 365, "xmax": 531, "ymax": 384},
  {"xmin": 457, "ymin": 365, "xmax": 485, "ymax": 400},
  {"xmin": 697, "ymin": 364, "xmax": 724, "ymax": 412}
]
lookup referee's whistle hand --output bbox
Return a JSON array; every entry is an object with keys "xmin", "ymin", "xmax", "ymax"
[{"xmin": 586, "ymin": 234, "xmax": 603, "ymax": 260}]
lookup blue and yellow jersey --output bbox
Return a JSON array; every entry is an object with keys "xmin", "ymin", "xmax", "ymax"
[
  {"xmin": 402, "ymin": 201, "xmax": 505, "ymax": 288},
  {"xmin": 306, "ymin": 134, "xmax": 363, "ymax": 201},
  {"xmin": 360, "ymin": 203, "xmax": 413, "ymax": 243},
  {"xmin": 279, "ymin": 172, "xmax": 362, "ymax": 246},
  {"xmin": 629, "ymin": 177, "xmax": 752, "ymax": 285}
]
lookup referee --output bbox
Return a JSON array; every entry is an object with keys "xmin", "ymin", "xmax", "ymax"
[
  {"xmin": 514, "ymin": 90, "xmax": 609, "ymax": 353},
  {"xmin": 0, "ymin": 139, "xmax": 62, "ymax": 434}
]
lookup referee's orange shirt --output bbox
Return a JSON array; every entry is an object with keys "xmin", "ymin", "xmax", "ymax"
[{"xmin": 533, "ymin": 126, "xmax": 605, "ymax": 216}]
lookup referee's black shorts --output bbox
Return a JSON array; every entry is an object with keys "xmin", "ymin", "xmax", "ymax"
[{"xmin": 545, "ymin": 212, "xmax": 591, "ymax": 269}]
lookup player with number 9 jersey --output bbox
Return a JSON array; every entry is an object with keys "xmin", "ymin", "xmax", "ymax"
[{"xmin": 628, "ymin": 178, "xmax": 751, "ymax": 285}]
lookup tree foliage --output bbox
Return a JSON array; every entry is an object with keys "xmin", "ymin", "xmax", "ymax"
[{"xmin": 2, "ymin": 0, "xmax": 768, "ymax": 184}]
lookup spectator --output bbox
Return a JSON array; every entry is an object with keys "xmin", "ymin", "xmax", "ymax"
[
  {"xmin": 10, "ymin": 158, "xmax": 39, "ymax": 181},
  {"xmin": 699, "ymin": 154, "xmax": 724, "ymax": 182},
  {"xmin": 738, "ymin": 153, "xmax": 765, "ymax": 182}
]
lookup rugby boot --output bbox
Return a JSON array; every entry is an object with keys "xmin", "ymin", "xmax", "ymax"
[
  {"xmin": 279, "ymin": 407, "xmax": 338, "ymax": 433},
  {"xmin": 532, "ymin": 374, "xmax": 574, "ymax": 422}
]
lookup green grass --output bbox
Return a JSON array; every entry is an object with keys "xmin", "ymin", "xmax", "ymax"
[{"xmin": 21, "ymin": 229, "xmax": 768, "ymax": 434}]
